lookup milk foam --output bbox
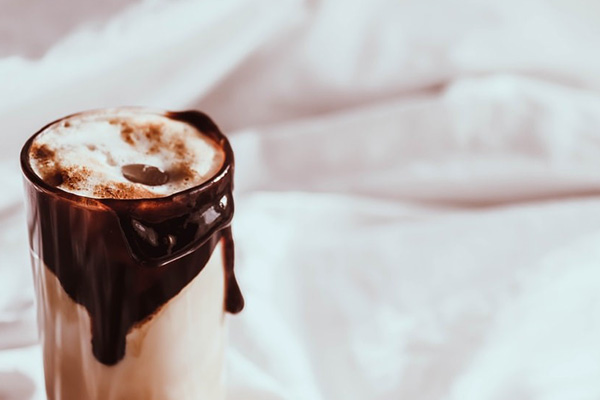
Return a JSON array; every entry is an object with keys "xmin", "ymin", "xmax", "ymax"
[{"xmin": 29, "ymin": 108, "xmax": 224, "ymax": 199}]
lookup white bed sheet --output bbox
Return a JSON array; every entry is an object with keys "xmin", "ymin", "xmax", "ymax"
[{"xmin": 2, "ymin": 0, "xmax": 600, "ymax": 399}]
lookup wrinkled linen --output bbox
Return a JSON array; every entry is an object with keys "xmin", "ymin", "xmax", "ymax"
[{"xmin": 2, "ymin": 0, "xmax": 600, "ymax": 399}]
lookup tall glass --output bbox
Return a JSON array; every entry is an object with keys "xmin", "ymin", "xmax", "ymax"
[{"xmin": 20, "ymin": 109, "xmax": 243, "ymax": 400}]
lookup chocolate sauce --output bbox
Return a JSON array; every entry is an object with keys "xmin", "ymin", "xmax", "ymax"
[{"xmin": 21, "ymin": 110, "xmax": 244, "ymax": 366}]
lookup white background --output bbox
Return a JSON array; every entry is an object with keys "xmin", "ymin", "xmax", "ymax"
[{"xmin": 2, "ymin": 0, "xmax": 600, "ymax": 399}]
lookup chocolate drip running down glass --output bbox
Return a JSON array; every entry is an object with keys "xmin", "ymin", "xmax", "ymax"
[{"xmin": 20, "ymin": 108, "xmax": 244, "ymax": 400}]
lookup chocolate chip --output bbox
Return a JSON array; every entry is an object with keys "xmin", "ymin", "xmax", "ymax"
[{"xmin": 121, "ymin": 164, "xmax": 169, "ymax": 186}]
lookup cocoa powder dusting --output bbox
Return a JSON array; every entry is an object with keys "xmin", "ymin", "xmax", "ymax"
[
  {"xmin": 171, "ymin": 140, "xmax": 186, "ymax": 158},
  {"xmin": 147, "ymin": 143, "xmax": 160, "ymax": 154},
  {"xmin": 143, "ymin": 124, "xmax": 161, "ymax": 140},
  {"xmin": 120, "ymin": 122, "xmax": 166, "ymax": 154},
  {"xmin": 93, "ymin": 182, "xmax": 157, "ymax": 199},
  {"xmin": 31, "ymin": 144, "xmax": 55, "ymax": 163},
  {"xmin": 143, "ymin": 124, "xmax": 164, "ymax": 154},
  {"xmin": 120, "ymin": 123, "xmax": 135, "ymax": 145},
  {"xmin": 60, "ymin": 166, "xmax": 92, "ymax": 191},
  {"xmin": 31, "ymin": 144, "xmax": 64, "ymax": 187},
  {"xmin": 167, "ymin": 162, "xmax": 195, "ymax": 183}
]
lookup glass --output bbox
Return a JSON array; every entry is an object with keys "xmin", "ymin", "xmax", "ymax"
[{"xmin": 20, "ymin": 109, "xmax": 243, "ymax": 400}]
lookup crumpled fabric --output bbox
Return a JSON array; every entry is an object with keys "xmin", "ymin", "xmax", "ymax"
[{"xmin": 2, "ymin": 0, "xmax": 600, "ymax": 399}]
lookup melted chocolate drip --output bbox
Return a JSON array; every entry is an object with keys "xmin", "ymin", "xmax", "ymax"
[
  {"xmin": 121, "ymin": 164, "xmax": 169, "ymax": 186},
  {"xmin": 21, "ymin": 110, "xmax": 244, "ymax": 366}
]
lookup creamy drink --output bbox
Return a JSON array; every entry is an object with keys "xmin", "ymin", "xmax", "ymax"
[{"xmin": 20, "ymin": 108, "xmax": 244, "ymax": 400}]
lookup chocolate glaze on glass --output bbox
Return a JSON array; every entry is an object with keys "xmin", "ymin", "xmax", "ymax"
[{"xmin": 21, "ymin": 109, "xmax": 244, "ymax": 366}]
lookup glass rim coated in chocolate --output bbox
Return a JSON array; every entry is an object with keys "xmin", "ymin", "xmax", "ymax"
[
  {"xmin": 21, "ymin": 108, "xmax": 244, "ymax": 366},
  {"xmin": 21, "ymin": 107, "xmax": 233, "ymax": 203}
]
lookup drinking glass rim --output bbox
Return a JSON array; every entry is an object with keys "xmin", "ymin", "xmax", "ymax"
[{"xmin": 20, "ymin": 106, "xmax": 234, "ymax": 207}]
